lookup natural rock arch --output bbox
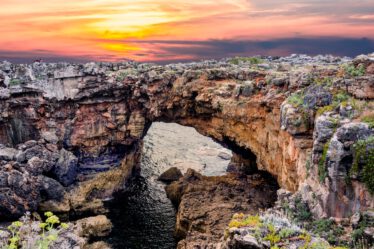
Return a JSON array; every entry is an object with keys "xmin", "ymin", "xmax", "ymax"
[{"xmin": 0, "ymin": 57, "xmax": 373, "ymax": 218}]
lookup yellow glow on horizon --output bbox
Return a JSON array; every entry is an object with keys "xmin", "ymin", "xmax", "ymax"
[
  {"xmin": 0, "ymin": 0, "xmax": 373, "ymax": 62},
  {"xmin": 101, "ymin": 43, "xmax": 141, "ymax": 53}
]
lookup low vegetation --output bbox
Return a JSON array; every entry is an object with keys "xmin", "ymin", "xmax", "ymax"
[
  {"xmin": 343, "ymin": 64, "xmax": 366, "ymax": 77},
  {"xmin": 318, "ymin": 141, "xmax": 330, "ymax": 182},
  {"xmin": 287, "ymin": 91, "xmax": 305, "ymax": 108},
  {"xmin": 277, "ymin": 195, "xmax": 373, "ymax": 248},
  {"xmin": 361, "ymin": 114, "xmax": 374, "ymax": 129},
  {"xmin": 9, "ymin": 79, "xmax": 21, "ymax": 86},
  {"xmin": 227, "ymin": 213, "xmax": 348, "ymax": 249},
  {"xmin": 228, "ymin": 57, "xmax": 263, "ymax": 65},
  {"xmin": 0, "ymin": 212, "xmax": 68, "ymax": 249},
  {"xmin": 350, "ymin": 136, "xmax": 374, "ymax": 194}
]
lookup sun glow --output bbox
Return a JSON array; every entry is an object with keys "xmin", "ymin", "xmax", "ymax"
[{"xmin": 0, "ymin": 0, "xmax": 373, "ymax": 62}]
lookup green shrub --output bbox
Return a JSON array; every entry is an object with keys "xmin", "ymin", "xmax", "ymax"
[
  {"xmin": 264, "ymin": 232, "xmax": 281, "ymax": 246},
  {"xmin": 316, "ymin": 105, "xmax": 335, "ymax": 116},
  {"xmin": 294, "ymin": 197, "xmax": 312, "ymax": 222},
  {"xmin": 308, "ymin": 218, "xmax": 344, "ymax": 245},
  {"xmin": 310, "ymin": 219, "xmax": 333, "ymax": 234},
  {"xmin": 333, "ymin": 92, "xmax": 349, "ymax": 103},
  {"xmin": 264, "ymin": 224, "xmax": 281, "ymax": 246},
  {"xmin": 9, "ymin": 79, "xmax": 21, "ymax": 86},
  {"xmin": 228, "ymin": 214, "xmax": 262, "ymax": 228},
  {"xmin": 279, "ymin": 228, "xmax": 297, "ymax": 239},
  {"xmin": 0, "ymin": 212, "xmax": 68, "ymax": 249},
  {"xmin": 318, "ymin": 141, "xmax": 330, "ymax": 182},
  {"xmin": 315, "ymin": 91, "xmax": 352, "ymax": 117},
  {"xmin": 344, "ymin": 64, "xmax": 366, "ymax": 77},
  {"xmin": 350, "ymin": 136, "xmax": 374, "ymax": 194},
  {"xmin": 287, "ymin": 92, "xmax": 304, "ymax": 108},
  {"xmin": 361, "ymin": 114, "xmax": 374, "ymax": 129},
  {"xmin": 315, "ymin": 77, "xmax": 333, "ymax": 87},
  {"xmin": 229, "ymin": 57, "xmax": 263, "ymax": 65},
  {"xmin": 351, "ymin": 215, "xmax": 368, "ymax": 243}
]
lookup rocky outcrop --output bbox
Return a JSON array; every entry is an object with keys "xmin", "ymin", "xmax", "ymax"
[
  {"xmin": 0, "ymin": 54, "xmax": 373, "ymax": 222},
  {"xmin": 165, "ymin": 169, "xmax": 278, "ymax": 248},
  {"xmin": 0, "ymin": 139, "xmax": 140, "ymax": 218}
]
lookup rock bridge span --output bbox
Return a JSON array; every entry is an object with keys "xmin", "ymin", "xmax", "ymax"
[{"xmin": 0, "ymin": 56, "xmax": 373, "ymax": 218}]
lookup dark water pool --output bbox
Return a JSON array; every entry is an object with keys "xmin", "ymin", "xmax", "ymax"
[{"xmin": 104, "ymin": 163, "xmax": 177, "ymax": 249}]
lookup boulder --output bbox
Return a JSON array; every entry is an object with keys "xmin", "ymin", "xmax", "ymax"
[
  {"xmin": 84, "ymin": 241, "xmax": 112, "ymax": 249},
  {"xmin": 52, "ymin": 149, "xmax": 78, "ymax": 186},
  {"xmin": 41, "ymin": 131, "xmax": 59, "ymax": 144},
  {"xmin": 303, "ymin": 85, "xmax": 332, "ymax": 109},
  {"xmin": 158, "ymin": 167, "xmax": 183, "ymax": 183},
  {"xmin": 232, "ymin": 234, "xmax": 262, "ymax": 249},
  {"xmin": 0, "ymin": 169, "xmax": 41, "ymax": 218},
  {"xmin": 0, "ymin": 147, "xmax": 18, "ymax": 161},
  {"xmin": 75, "ymin": 215, "xmax": 112, "ymax": 238},
  {"xmin": 39, "ymin": 176, "xmax": 65, "ymax": 201},
  {"xmin": 26, "ymin": 156, "xmax": 53, "ymax": 175}
]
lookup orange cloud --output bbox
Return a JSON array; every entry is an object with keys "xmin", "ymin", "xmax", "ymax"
[{"xmin": 0, "ymin": 0, "xmax": 373, "ymax": 62}]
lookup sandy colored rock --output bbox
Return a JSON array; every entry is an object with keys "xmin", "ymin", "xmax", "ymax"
[{"xmin": 75, "ymin": 215, "xmax": 112, "ymax": 238}]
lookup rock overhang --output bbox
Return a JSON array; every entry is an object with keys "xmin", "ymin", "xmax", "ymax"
[{"xmin": 0, "ymin": 53, "xmax": 373, "ymax": 218}]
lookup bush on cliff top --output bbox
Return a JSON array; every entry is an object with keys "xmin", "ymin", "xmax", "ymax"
[
  {"xmin": 343, "ymin": 64, "xmax": 366, "ymax": 77},
  {"xmin": 229, "ymin": 57, "xmax": 263, "ymax": 65}
]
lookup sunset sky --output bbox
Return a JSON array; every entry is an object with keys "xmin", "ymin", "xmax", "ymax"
[{"xmin": 1, "ymin": 0, "xmax": 374, "ymax": 63}]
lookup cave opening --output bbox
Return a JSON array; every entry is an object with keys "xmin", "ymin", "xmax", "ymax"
[{"xmin": 103, "ymin": 122, "xmax": 279, "ymax": 249}]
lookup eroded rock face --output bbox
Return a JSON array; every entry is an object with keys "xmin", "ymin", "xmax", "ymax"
[
  {"xmin": 0, "ymin": 139, "xmax": 141, "ymax": 218},
  {"xmin": 0, "ymin": 54, "xmax": 372, "ymax": 220},
  {"xmin": 165, "ymin": 169, "xmax": 278, "ymax": 248}
]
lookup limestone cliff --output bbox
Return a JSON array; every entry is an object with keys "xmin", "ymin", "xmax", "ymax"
[{"xmin": 0, "ymin": 54, "xmax": 373, "ymax": 220}]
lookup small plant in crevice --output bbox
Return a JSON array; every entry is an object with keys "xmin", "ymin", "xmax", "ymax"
[
  {"xmin": 305, "ymin": 157, "xmax": 311, "ymax": 177},
  {"xmin": 293, "ymin": 197, "xmax": 312, "ymax": 222},
  {"xmin": 314, "ymin": 77, "xmax": 333, "ymax": 87},
  {"xmin": 9, "ymin": 79, "xmax": 21, "ymax": 86},
  {"xmin": 287, "ymin": 91, "xmax": 305, "ymax": 108},
  {"xmin": 315, "ymin": 91, "xmax": 350, "ymax": 117},
  {"xmin": 318, "ymin": 141, "xmax": 330, "ymax": 183},
  {"xmin": 228, "ymin": 214, "xmax": 261, "ymax": 228}
]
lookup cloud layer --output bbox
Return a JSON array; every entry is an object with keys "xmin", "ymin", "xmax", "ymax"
[{"xmin": 0, "ymin": 0, "xmax": 373, "ymax": 63}]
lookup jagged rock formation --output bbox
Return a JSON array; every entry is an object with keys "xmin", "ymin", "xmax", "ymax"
[
  {"xmin": 165, "ymin": 169, "xmax": 278, "ymax": 248},
  {"xmin": 0, "ymin": 54, "xmax": 373, "ymax": 225}
]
